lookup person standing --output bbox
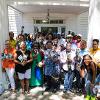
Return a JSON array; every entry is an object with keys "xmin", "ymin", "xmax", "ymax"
[
  {"xmin": 2, "ymin": 40, "xmax": 16, "ymax": 92},
  {"xmin": 64, "ymin": 43, "xmax": 75, "ymax": 93},
  {"xmin": 30, "ymin": 42, "xmax": 44, "ymax": 87},
  {"xmin": 14, "ymin": 41, "xmax": 32, "ymax": 94},
  {"xmin": 44, "ymin": 41, "xmax": 54, "ymax": 91}
]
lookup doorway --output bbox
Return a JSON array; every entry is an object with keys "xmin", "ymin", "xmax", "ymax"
[{"xmin": 41, "ymin": 27, "xmax": 58, "ymax": 34}]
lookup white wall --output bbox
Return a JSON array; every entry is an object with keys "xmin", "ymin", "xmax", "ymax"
[
  {"xmin": 23, "ymin": 12, "xmax": 88, "ymax": 38},
  {"xmin": 23, "ymin": 13, "xmax": 34, "ymax": 33},
  {"xmin": 0, "ymin": 0, "xmax": 9, "ymax": 88},
  {"xmin": 23, "ymin": 13, "xmax": 78, "ymax": 34},
  {"xmin": 77, "ymin": 11, "xmax": 88, "ymax": 40},
  {"xmin": 23, "ymin": 13, "xmax": 71, "ymax": 34},
  {"xmin": 88, "ymin": 0, "xmax": 100, "ymax": 48},
  {"xmin": 65, "ymin": 15, "xmax": 78, "ymax": 34},
  {"xmin": 8, "ymin": 6, "xmax": 23, "ymax": 37}
]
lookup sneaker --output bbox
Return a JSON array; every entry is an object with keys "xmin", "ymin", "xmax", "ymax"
[
  {"xmin": 21, "ymin": 89, "xmax": 25, "ymax": 94},
  {"xmin": 45, "ymin": 88, "xmax": 50, "ymax": 91},
  {"xmin": 85, "ymin": 95, "xmax": 91, "ymax": 100},
  {"xmin": 66, "ymin": 90, "xmax": 72, "ymax": 94},
  {"xmin": 63, "ymin": 90, "xmax": 71, "ymax": 94},
  {"xmin": 63, "ymin": 90, "xmax": 67, "ymax": 93},
  {"xmin": 90, "ymin": 96, "xmax": 96, "ymax": 100},
  {"xmin": 25, "ymin": 91, "xmax": 30, "ymax": 95},
  {"xmin": 52, "ymin": 89, "xmax": 57, "ymax": 93},
  {"xmin": 11, "ymin": 89, "xmax": 16, "ymax": 93},
  {"xmin": 82, "ymin": 88, "xmax": 86, "ymax": 95}
]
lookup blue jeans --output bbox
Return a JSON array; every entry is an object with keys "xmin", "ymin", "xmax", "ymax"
[
  {"xmin": 95, "ymin": 74, "xmax": 100, "ymax": 84},
  {"xmin": 85, "ymin": 73, "xmax": 94, "ymax": 96},
  {"xmin": 64, "ymin": 71, "xmax": 74, "ymax": 91}
]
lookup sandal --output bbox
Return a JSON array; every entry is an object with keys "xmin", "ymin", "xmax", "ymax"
[
  {"xmin": 21, "ymin": 89, "xmax": 25, "ymax": 94},
  {"xmin": 11, "ymin": 89, "xmax": 16, "ymax": 93},
  {"xmin": 25, "ymin": 90, "xmax": 30, "ymax": 94}
]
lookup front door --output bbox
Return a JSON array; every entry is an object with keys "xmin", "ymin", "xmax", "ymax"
[{"xmin": 41, "ymin": 27, "xmax": 58, "ymax": 35}]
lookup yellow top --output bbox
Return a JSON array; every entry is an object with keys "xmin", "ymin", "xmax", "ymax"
[
  {"xmin": 9, "ymin": 39, "xmax": 16, "ymax": 48},
  {"xmin": 89, "ymin": 48, "xmax": 100, "ymax": 68}
]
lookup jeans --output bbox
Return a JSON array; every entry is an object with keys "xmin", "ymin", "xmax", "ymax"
[
  {"xmin": 85, "ymin": 73, "xmax": 94, "ymax": 96},
  {"xmin": 64, "ymin": 71, "xmax": 74, "ymax": 91},
  {"xmin": 95, "ymin": 74, "xmax": 100, "ymax": 84}
]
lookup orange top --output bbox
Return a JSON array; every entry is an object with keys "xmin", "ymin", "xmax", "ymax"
[{"xmin": 2, "ymin": 48, "xmax": 16, "ymax": 68}]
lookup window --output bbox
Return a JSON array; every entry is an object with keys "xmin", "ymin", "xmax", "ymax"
[{"xmin": 34, "ymin": 19, "xmax": 63, "ymax": 24}]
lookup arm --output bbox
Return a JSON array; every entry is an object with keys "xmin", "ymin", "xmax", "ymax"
[
  {"xmin": 14, "ymin": 53, "xmax": 23, "ymax": 65},
  {"xmin": 26, "ymin": 52, "xmax": 33, "ymax": 64},
  {"xmin": 91, "ymin": 62, "xmax": 96, "ymax": 84},
  {"xmin": 80, "ymin": 67, "xmax": 85, "ymax": 78}
]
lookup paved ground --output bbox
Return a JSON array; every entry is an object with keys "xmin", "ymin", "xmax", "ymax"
[{"xmin": 0, "ymin": 86, "xmax": 85, "ymax": 100}]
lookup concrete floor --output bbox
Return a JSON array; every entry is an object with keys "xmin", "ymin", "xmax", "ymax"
[{"xmin": 0, "ymin": 87, "xmax": 85, "ymax": 100}]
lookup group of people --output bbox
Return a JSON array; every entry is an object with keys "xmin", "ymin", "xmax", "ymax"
[{"xmin": 1, "ymin": 31, "xmax": 100, "ymax": 100}]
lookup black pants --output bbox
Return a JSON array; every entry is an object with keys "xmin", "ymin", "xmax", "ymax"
[
  {"xmin": 45, "ymin": 75, "xmax": 52, "ymax": 89},
  {"xmin": 73, "ymin": 69, "xmax": 81, "ymax": 89},
  {"xmin": 51, "ymin": 75, "xmax": 60, "ymax": 90},
  {"xmin": 81, "ymin": 78, "xmax": 85, "ymax": 89},
  {"xmin": 45, "ymin": 75, "xmax": 60, "ymax": 90}
]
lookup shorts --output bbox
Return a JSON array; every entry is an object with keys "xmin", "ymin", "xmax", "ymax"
[{"xmin": 18, "ymin": 69, "xmax": 31, "ymax": 80}]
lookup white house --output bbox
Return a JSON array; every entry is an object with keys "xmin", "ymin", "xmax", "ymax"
[{"xmin": 0, "ymin": 0, "xmax": 100, "ymax": 89}]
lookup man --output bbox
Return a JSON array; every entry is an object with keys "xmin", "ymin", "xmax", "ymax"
[
  {"xmin": 79, "ymin": 40, "xmax": 88, "ymax": 57},
  {"xmin": 60, "ymin": 43, "xmax": 75, "ymax": 93},
  {"xmin": 44, "ymin": 41, "xmax": 55, "ymax": 91},
  {"xmin": 89, "ymin": 39, "xmax": 100, "ymax": 75},
  {"xmin": 73, "ymin": 40, "xmax": 88, "ymax": 92}
]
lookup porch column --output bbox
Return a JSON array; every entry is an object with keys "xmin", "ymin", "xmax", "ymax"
[
  {"xmin": 87, "ymin": 0, "xmax": 100, "ymax": 48},
  {"xmin": 0, "ymin": 0, "xmax": 9, "ymax": 88}
]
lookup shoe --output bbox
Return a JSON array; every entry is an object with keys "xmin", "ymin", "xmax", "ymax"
[
  {"xmin": 66, "ymin": 90, "xmax": 72, "ymax": 94},
  {"xmin": 90, "ymin": 96, "xmax": 96, "ymax": 100},
  {"xmin": 11, "ymin": 89, "xmax": 16, "ymax": 93},
  {"xmin": 63, "ymin": 90, "xmax": 67, "ymax": 93},
  {"xmin": 52, "ymin": 89, "xmax": 57, "ymax": 93},
  {"xmin": 82, "ymin": 88, "xmax": 86, "ymax": 95},
  {"xmin": 45, "ymin": 88, "xmax": 50, "ymax": 91},
  {"xmin": 25, "ymin": 91, "xmax": 30, "ymax": 95},
  {"xmin": 21, "ymin": 89, "xmax": 25, "ymax": 94},
  {"xmin": 85, "ymin": 95, "xmax": 91, "ymax": 100}
]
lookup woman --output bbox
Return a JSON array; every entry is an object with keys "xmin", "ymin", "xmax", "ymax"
[
  {"xmin": 30, "ymin": 42, "xmax": 44, "ymax": 87},
  {"xmin": 80, "ymin": 54, "xmax": 96, "ymax": 100},
  {"xmin": 14, "ymin": 41, "xmax": 32, "ymax": 94},
  {"xmin": 2, "ymin": 40, "xmax": 16, "ymax": 92},
  {"xmin": 89, "ymin": 39, "xmax": 100, "ymax": 76}
]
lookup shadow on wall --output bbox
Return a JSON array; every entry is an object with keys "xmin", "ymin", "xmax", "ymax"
[
  {"xmin": 88, "ymin": 0, "xmax": 95, "ymax": 25},
  {"xmin": 96, "ymin": 0, "xmax": 100, "ymax": 11}
]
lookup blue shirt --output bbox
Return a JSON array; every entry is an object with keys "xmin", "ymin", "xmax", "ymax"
[{"xmin": 79, "ymin": 49, "xmax": 88, "ymax": 57}]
